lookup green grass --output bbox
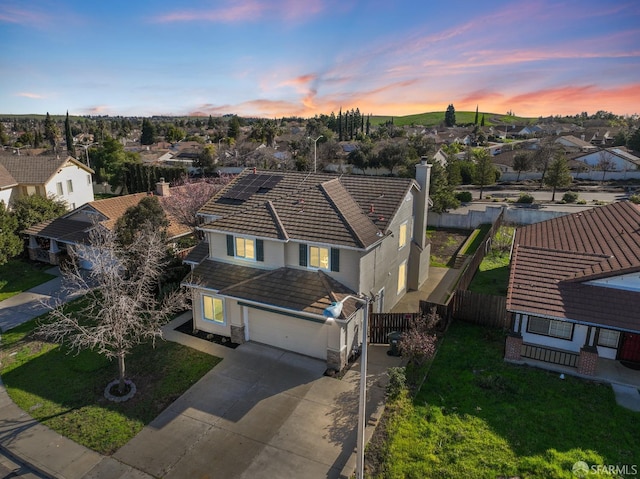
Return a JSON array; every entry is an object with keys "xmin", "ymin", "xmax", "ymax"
[
  {"xmin": 370, "ymin": 111, "xmax": 535, "ymax": 128},
  {"xmin": 467, "ymin": 250, "xmax": 510, "ymax": 295},
  {"xmin": 377, "ymin": 321, "xmax": 640, "ymax": 479},
  {"xmin": 460, "ymin": 224, "xmax": 492, "ymax": 256},
  {"xmin": 0, "ymin": 317, "xmax": 220, "ymax": 454},
  {"xmin": 0, "ymin": 259, "xmax": 56, "ymax": 302}
]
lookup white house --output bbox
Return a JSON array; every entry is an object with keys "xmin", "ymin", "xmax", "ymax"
[
  {"xmin": 0, "ymin": 155, "xmax": 94, "ymax": 210},
  {"xmin": 182, "ymin": 162, "xmax": 432, "ymax": 371},
  {"xmin": 505, "ymin": 201, "xmax": 640, "ymax": 377},
  {"xmin": 573, "ymin": 148, "xmax": 640, "ymax": 172}
]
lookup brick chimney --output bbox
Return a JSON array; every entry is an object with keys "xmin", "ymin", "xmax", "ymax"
[{"xmin": 156, "ymin": 178, "xmax": 170, "ymax": 196}]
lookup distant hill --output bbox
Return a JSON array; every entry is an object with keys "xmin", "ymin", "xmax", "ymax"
[{"xmin": 370, "ymin": 111, "xmax": 536, "ymax": 128}]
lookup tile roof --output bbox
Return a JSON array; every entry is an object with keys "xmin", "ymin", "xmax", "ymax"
[
  {"xmin": 24, "ymin": 191, "xmax": 191, "ymax": 243},
  {"xmin": 183, "ymin": 259, "xmax": 358, "ymax": 319},
  {"xmin": 507, "ymin": 201, "xmax": 640, "ymax": 331},
  {"xmin": 0, "ymin": 155, "xmax": 93, "ymax": 184},
  {"xmin": 0, "ymin": 163, "xmax": 18, "ymax": 189},
  {"xmin": 198, "ymin": 169, "xmax": 415, "ymax": 249},
  {"xmin": 183, "ymin": 241, "xmax": 209, "ymax": 265}
]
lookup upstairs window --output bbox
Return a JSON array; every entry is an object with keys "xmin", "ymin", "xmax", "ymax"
[
  {"xmin": 397, "ymin": 260, "xmax": 407, "ymax": 294},
  {"xmin": 87, "ymin": 174, "xmax": 92, "ymax": 186},
  {"xmin": 56, "ymin": 182, "xmax": 63, "ymax": 196},
  {"xmin": 398, "ymin": 222, "xmax": 408, "ymax": 249},
  {"xmin": 299, "ymin": 244, "xmax": 339, "ymax": 272},
  {"xmin": 67, "ymin": 179, "xmax": 74, "ymax": 193},
  {"xmin": 226, "ymin": 235, "xmax": 263, "ymax": 261}
]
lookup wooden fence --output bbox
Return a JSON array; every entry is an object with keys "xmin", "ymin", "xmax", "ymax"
[
  {"xmin": 369, "ymin": 312, "xmax": 419, "ymax": 344},
  {"xmin": 369, "ymin": 209, "xmax": 509, "ymax": 342}
]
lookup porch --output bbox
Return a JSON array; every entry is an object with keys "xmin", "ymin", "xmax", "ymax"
[{"xmin": 510, "ymin": 354, "xmax": 640, "ymax": 389}]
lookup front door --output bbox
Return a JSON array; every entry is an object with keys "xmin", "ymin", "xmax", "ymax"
[{"xmin": 619, "ymin": 333, "xmax": 640, "ymax": 363}]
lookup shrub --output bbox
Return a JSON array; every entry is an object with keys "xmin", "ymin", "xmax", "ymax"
[
  {"xmin": 386, "ymin": 367, "xmax": 407, "ymax": 399},
  {"xmin": 455, "ymin": 191, "xmax": 472, "ymax": 203},
  {"xmin": 562, "ymin": 191, "xmax": 579, "ymax": 203},
  {"xmin": 577, "ymin": 199, "xmax": 587, "ymax": 205},
  {"xmin": 516, "ymin": 193, "xmax": 534, "ymax": 204},
  {"xmin": 629, "ymin": 194, "xmax": 640, "ymax": 204}
]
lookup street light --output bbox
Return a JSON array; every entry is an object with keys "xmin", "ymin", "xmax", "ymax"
[
  {"xmin": 309, "ymin": 135, "xmax": 323, "ymax": 173},
  {"xmin": 324, "ymin": 293, "xmax": 373, "ymax": 479},
  {"xmin": 76, "ymin": 142, "xmax": 97, "ymax": 168}
]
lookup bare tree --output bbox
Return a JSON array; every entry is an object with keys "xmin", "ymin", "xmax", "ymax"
[
  {"xmin": 162, "ymin": 176, "xmax": 232, "ymax": 236},
  {"xmin": 512, "ymin": 151, "xmax": 533, "ymax": 182},
  {"xmin": 37, "ymin": 223, "xmax": 191, "ymax": 397},
  {"xmin": 595, "ymin": 149, "xmax": 616, "ymax": 182},
  {"xmin": 399, "ymin": 307, "xmax": 439, "ymax": 365}
]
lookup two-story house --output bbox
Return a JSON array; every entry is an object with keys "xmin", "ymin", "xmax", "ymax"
[
  {"xmin": 182, "ymin": 161, "xmax": 432, "ymax": 371},
  {"xmin": 0, "ymin": 155, "xmax": 94, "ymax": 209}
]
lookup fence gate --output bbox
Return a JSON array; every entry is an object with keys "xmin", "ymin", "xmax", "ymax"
[{"xmin": 368, "ymin": 312, "xmax": 419, "ymax": 344}]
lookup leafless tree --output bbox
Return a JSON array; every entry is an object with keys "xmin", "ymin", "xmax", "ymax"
[
  {"xmin": 595, "ymin": 149, "xmax": 616, "ymax": 182},
  {"xmin": 162, "ymin": 176, "xmax": 232, "ymax": 236},
  {"xmin": 37, "ymin": 222, "xmax": 191, "ymax": 396}
]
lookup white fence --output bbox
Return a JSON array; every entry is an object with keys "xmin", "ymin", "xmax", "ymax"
[{"xmin": 428, "ymin": 205, "xmax": 570, "ymax": 229}]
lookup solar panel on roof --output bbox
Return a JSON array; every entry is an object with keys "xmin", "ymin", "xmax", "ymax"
[{"xmin": 221, "ymin": 174, "xmax": 284, "ymax": 201}]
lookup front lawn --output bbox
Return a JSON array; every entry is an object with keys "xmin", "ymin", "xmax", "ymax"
[
  {"xmin": 0, "ymin": 259, "xmax": 56, "ymax": 302},
  {"xmin": 377, "ymin": 321, "xmax": 640, "ymax": 478},
  {"xmin": 0, "ymin": 317, "xmax": 220, "ymax": 454}
]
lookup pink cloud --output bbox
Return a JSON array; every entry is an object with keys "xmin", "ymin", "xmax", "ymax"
[
  {"xmin": 153, "ymin": 0, "xmax": 327, "ymax": 24},
  {"xmin": 16, "ymin": 92, "xmax": 44, "ymax": 99},
  {"xmin": 0, "ymin": 5, "xmax": 51, "ymax": 27}
]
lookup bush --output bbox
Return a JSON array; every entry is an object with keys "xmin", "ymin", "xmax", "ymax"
[
  {"xmin": 386, "ymin": 367, "xmax": 407, "ymax": 399},
  {"xmin": 455, "ymin": 191, "xmax": 473, "ymax": 203},
  {"xmin": 562, "ymin": 191, "xmax": 579, "ymax": 203},
  {"xmin": 629, "ymin": 194, "xmax": 640, "ymax": 204},
  {"xmin": 516, "ymin": 193, "xmax": 534, "ymax": 204},
  {"xmin": 577, "ymin": 199, "xmax": 587, "ymax": 205}
]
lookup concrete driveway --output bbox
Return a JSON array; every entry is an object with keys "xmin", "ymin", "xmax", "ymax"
[{"xmin": 110, "ymin": 326, "xmax": 398, "ymax": 479}]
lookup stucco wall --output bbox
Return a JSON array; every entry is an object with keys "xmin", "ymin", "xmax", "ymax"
[{"xmin": 45, "ymin": 163, "xmax": 94, "ymax": 209}]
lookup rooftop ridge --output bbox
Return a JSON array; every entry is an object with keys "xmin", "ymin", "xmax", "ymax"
[{"xmin": 266, "ymin": 200, "xmax": 289, "ymax": 241}]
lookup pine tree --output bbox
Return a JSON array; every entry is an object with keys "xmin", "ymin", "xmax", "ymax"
[
  {"xmin": 65, "ymin": 111, "xmax": 76, "ymax": 157},
  {"xmin": 338, "ymin": 108, "xmax": 343, "ymax": 141},
  {"xmin": 44, "ymin": 112, "xmax": 59, "ymax": 150},
  {"xmin": 474, "ymin": 105, "xmax": 479, "ymax": 125},
  {"xmin": 140, "ymin": 118, "xmax": 156, "ymax": 145},
  {"xmin": 445, "ymin": 104, "xmax": 456, "ymax": 127},
  {"xmin": 481, "ymin": 114, "xmax": 485, "ymax": 127}
]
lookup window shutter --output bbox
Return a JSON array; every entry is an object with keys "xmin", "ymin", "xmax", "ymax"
[
  {"xmin": 226, "ymin": 235, "xmax": 234, "ymax": 256},
  {"xmin": 330, "ymin": 248, "xmax": 340, "ymax": 272},
  {"xmin": 299, "ymin": 244, "xmax": 307, "ymax": 267},
  {"xmin": 256, "ymin": 239, "xmax": 264, "ymax": 262}
]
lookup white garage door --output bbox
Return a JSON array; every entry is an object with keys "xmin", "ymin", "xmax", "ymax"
[{"xmin": 247, "ymin": 309, "xmax": 327, "ymax": 360}]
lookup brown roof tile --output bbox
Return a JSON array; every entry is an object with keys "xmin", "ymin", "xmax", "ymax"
[
  {"xmin": 508, "ymin": 201, "xmax": 640, "ymax": 331},
  {"xmin": 0, "ymin": 156, "xmax": 92, "ymax": 184},
  {"xmin": 0, "ymin": 163, "xmax": 17, "ymax": 190},
  {"xmin": 184, "ymin": 260, "xmax": 358, "ymax": 319},
  {"xmin": 198, "ymin": 169, "xmax": 414, "ymax": 249}
]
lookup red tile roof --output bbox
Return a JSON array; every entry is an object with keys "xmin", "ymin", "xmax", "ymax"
[
  {"xmin": 198, "ymin": 169, "xmax": 415, "ymax": 249},
  {"xmin": 507, "ymin": 201, "xmax": 640, "ymax": 331}
]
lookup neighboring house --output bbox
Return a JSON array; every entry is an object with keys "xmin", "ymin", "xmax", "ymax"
[
  {"xmin": 0, "ymin": 155, "xmax": 94, "ymax": 210},
  {"xmin": 573, "ymin": 148, "xmax": 640, "ymax": 172},
  {"xmin": 182, "ymin": 163, "xmax": 432, "ymax": 370},
  {"xmin": 555, "ymin": 135, "xmax": 596, "ymax": 152},
  {"xmin": 0, "ymin": 162, "xmax": 18, "ymax": 206},
  {"xmin": 505, "ymin": 201, "xmax": 640, "ymax": 377},
  {"xmin": 24, "ymin": 180, "xmax": 190, "ymax": 267}
]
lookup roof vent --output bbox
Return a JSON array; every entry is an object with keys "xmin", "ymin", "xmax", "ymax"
[
  {"xmin": 369, "ymin": 204, "xmax": 375, "ymax": 214},
  {"xmin": 253, "ymin": 167, "xmax": 257, "ymax": 174}
]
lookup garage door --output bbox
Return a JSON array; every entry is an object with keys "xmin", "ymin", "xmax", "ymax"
[{"xmin": 247, "ymin": 309, "xmax": 327, "ymax": 360}]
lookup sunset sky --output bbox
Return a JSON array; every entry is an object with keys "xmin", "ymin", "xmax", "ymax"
[{"xmin": 1, "ymin": 0, "xmax": 639, "ymax": 118}]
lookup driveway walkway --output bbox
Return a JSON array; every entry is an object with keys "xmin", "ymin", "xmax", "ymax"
[
  {"xmin": 0, "ymin": 267, "xmax": 81, "ymax": 332},
  {"xmin": 106, "ymin": 317, "xmax": 401, "ymax": 479}
]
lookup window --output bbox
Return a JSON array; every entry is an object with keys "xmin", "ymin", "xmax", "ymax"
[
  {"xmin": 87, "ymin": 174, "xmax": 91, "ymax": 186},
  {"xmin": 56, "ymin": 182, "xmax": 63, "ymax": 196},
  {"xmin": 397, "ymin": 261, "xmax": 407, "ymax": 294},
  {"xmin": 598, "ymin": 329, "xmax": 620, "ymax": 348},
  {"xmin": 67, "ymin": 179, "xmax": 73, "ymax": 193},
  {"xmin": 226, "ymin": 235, "xmax": 263, "ymax": 261},
  {"xmin": 235, "ymin": 237, "xmax": 255, "ymax": 259},
  {"xmin": 527, "ymin": 316, "xmax": 573, "ymax": 340},
  {"xmin": 203, "ymin": 295, "xmax": 224, "ymax": 324},
  {"xmin": 310, "ymin": 246, "xmax": 329, "ymax": 269},
  {"xmin": 299, "ymin": 244, "xmax": 339, "ymax": 271},
  {"xmin": 398, "ymin": 222, "xmax": 408, "ymax": 249}
]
